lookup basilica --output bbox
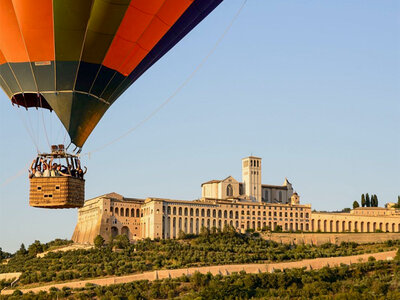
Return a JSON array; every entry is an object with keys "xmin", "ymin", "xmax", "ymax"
[{"xmin": 72, "ymin": 157, "xmax": 400, "ymax": 244}]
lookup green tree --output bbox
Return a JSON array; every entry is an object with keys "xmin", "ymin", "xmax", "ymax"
[
  {"xmin": 0, "ymin": 248, "xmax": 11, "ymax": 261},
  {"xmin": 17, "ymin": 243, "xmax": 27, "ymax": 256},
  {"xmin": 113, "ymin": 234, "xmax": 130, "ymax": 249},
  {"xmin": 373, "ymin": 194, "xmax": 379, "ymax": 207},
  {"xmin": 366, "ymin": 193, "xmax": 370, "ymax": 207},
  {"xmin": 28, "ymin": 240, "xmax": 44, "ymax": 256},
  {"xmin": 353, "ymin": 201, "xmax": 360, "ymax": 209},
  {"xmin": 94, "ymin": 235, "xmax": 105, "ymax": 248},
  {"xmin": 178, "ymin": 230, "xmax": 186, "ymax": 239},
  {"xmin": 397, "ymin": 196, "xmax": 400, "ymax": 207},
  {"xmin": 361, "ymin": 194, "xmax": 366, "ymax": 207}
]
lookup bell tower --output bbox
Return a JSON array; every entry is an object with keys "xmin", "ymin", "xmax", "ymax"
[{"xmin": 242, "ymin": 156, "xmax": 262, "ymax": 202}]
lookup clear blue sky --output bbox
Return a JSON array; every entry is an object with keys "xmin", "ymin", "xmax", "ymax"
[{"xmin": 1, "ymin": 0, "xmax": 399, "ymax": 253}]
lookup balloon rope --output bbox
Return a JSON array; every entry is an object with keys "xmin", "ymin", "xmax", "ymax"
[
  {"xmin": 16, "ymin": 109, "xmax": 39, "ymax": 153},
  {"xmin": 41, "ymin": 109, "xmax": 51, "ymax": 149},
  {"xmin": 0, "ymin": 165, "xmax": 28, "ymax": 188},
  {"xmin": 83, "ymin": 0, "xmax": 248, "ymax": 157}
]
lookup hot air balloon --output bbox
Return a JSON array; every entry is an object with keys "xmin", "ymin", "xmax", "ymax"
[{"xmin": 0, "ymin": 0, "xmax": 223, "ymax": 208}]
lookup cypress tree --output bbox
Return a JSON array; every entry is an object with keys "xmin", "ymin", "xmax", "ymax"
[
  {"xmin": 361, "ymin": 194, "xmax": 366, "ymax": 207},
  {"xmin": 353, "ymin": 201, "xmax": 360, "ymax": 209},
  {"xmin": 365, "ymin": 193, "xmax": 370, "ymax": 207}
]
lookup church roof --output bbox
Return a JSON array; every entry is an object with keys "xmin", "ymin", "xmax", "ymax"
[
  {"xmin": 261, "ymin": 184, "xmax": 288, "ymax": 190},
  {"xmin": 201, "ymin": 179, "xmax": 221, "ymax": 186}
]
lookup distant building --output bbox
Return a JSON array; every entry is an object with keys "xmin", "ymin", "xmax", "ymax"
[{"xmin": 72, "ymin": 157, "xmax": 400, "ymax": 244}]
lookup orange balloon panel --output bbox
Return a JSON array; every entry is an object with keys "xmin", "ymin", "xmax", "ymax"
[
  {"xmin": 0, "ymin": 0, "xmax": 29, "ymax": 62},
  {"xmin": 103, "ymin": 0, "xmax": 193, "ymax": 76},
  {"xmin": 11, "ymin": 0, "xmax": 55, "ymax": 62}
]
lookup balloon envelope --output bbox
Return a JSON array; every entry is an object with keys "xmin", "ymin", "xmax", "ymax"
[{"xmin": 0, "ymin": 0, "xmax": 223, "ymax": 147}]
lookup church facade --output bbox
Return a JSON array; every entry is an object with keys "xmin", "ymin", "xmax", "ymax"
[{"xmin": 72, "ymin": 157, "xmax": 400, "ymax": 244}]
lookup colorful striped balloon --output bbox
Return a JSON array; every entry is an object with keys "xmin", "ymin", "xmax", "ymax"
[{"xmin": 0, "ymin": 0, "xmax": 222, "ymax": 147}]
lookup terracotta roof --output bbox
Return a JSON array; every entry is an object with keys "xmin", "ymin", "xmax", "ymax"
[
  {"xmin": 261, "ymin": 184, "xmax": 288, "ymax": 190},
  {"xmin": 201, "ymin": 179, "xmax": 221, "ymax": 186}
]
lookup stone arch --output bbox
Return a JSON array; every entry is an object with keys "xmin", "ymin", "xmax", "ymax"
[
  {"xmin": 348, "ymin": 221, "xmax": 352, "ymax": 232},
  {"xmin": 398, "ymin": 224, "xmax": 400, "ymax": 232},
  {"xmin": 226, "ymin": 184, "xmax": 233, "ymax": 197},
  {"xmin": 218, "ymin": 220, "xmax": 222, "ymax": 229},
  {"xmin": 236, "ymin": 221, "xmax": 239, "ymax": 228},
  {"xmin": 136, "ymin": 208, "xmax": 140, "ymax": 217},
  {"xmin": 213, "ymin": 209, "xmax": 216, "ymax": 218},
  {"xmin": 111, "ymin": 226, "xmax": 118, "ymax": 238},
  {"xmin": 392, "ymin": 223, "xmax": 395, "ymax": 232},
  {"xmin": 373, "ymin": 222, "xmax": 377, "ymax": 232},
  {"xmin": 178, "ymin": 207, "xmax": 182, "ymax": 215},
  {"xmin": 190, "ymin": 208, "xmax": 193, "ymax": 216},
  {"xmin": 195, "ymin": 208, "xmax": 199, "ymax": 217},
  {"xmin": 125, "ymin": 208, "xmax": 129, "ymax": 217},
  {"xmin": 207, "ymin": 219, "xmax": 210, "ymax": 228},
  {"xmin": 110, "ymin": 207, "xmax": 114, "ymax": 215},
  {"xmin": 172, "ymin": 217, "xmax": 176, "ymax": 238},
  {"xmin": 121, "ymin": 226, "xmax": 129, "ymax": 238},
  {"xmin": 311, "ymin": 219, "xmax": 315, "ymax": 231},
  {"xmin": 218, "ymin": 210, "xmax": 222, "ymax": 218},
  {"xmin": 323, "ymin": 220, "xmax": 327, "ymax": 232},
  {"xmin": 131, "ymin": 208, "xmax": 135, "ymax": 217},
  {"xmin": 115, "ymin": 207, "xmax": 119, "ymax": 216},
  {"xmin": 201, "ymin": 209, "xmax": 205, "ymax": 217},
  {"xmin": 329, "ymin": 220, "xmax": 333, "ymax": 232},
  {"xmin": 184, "ymin": 208, "xmax": 188, "ymax": 216},
  {"xmin": 386, "ymin": 223, "xmax": 389, "ymax": 232},
  {"xmin": 235, "ymin": 211, "xmax": 239, "ymax": 219},
  {"xmin": 224, "ymin": 210, "xmax": 227, "ymax": 218},
  {"xmin": 354, "ymin": 221, "xmax": 358, "ymax": 232},
  {"xmin": 379, "ymin": 222, "xmax": 383, "ymax": 231},
  {"xmin": 178, "ymin": 217, "xmax": 182, "ymax": 231},
  {"xmin": 317, "ymin": 220, "xmax": 321, "ymax": 231},
  {"xmin": 212, "ymin": 219, "xmax": 216, "ymax": 228},
  {"xmin": 336, "ymin": 221, "xmax": 339, "ymax": 232},
  {"xmin": 173, "ymin": 207, "xmax": 177, "ymax": 215},
  {"xmin": 229, "ymin": 210, "xmax": 233, "ymax": 218},
  {"xmin": 342, "ymin": 221, "xmax": 346, "ymax": 232},
  {"xmin": 189, "ymin": 218, "xmax": 193, "ymax": 234},
  {"xmin": 167, "ymin": 207, "xmax": 171, "ymax": 214},
  {"xmin": 360, "ymin": 221, "xmax": 364, "ymax": 232},
  {"xmin": 257, "ymin": 221, "xmax": 261, "ymax": 230},
  {"xmin": 252, "ymin": 221, "xmax": 256, "ymax": 229},
  {"xmin": 120, "ymin": 209, "xmax": 124, "ymax": 217}
]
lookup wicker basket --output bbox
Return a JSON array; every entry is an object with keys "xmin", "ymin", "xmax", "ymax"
[{"xmin": 29, "ymin": 176, "xmax": 85, "ymax": 208}]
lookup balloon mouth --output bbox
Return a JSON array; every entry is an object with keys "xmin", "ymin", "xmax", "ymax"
[{"xmin": 11, "ymin": 93, "xmax": 52, "ymax": 111}]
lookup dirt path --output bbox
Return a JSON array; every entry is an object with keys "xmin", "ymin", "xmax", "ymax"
[{"xmin": 1, "ymin": 250, "xmax": 396, "ymax": 295}]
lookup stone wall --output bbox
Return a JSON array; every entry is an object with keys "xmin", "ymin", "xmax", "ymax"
[{"xmin": 262, "ymin": 232, "xmax": 400, "ymax": 245}]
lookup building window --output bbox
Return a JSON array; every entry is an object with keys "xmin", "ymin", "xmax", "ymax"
[{"xmin": 227, "ymin": 184, "xmax": 233, "ymax": 197}]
